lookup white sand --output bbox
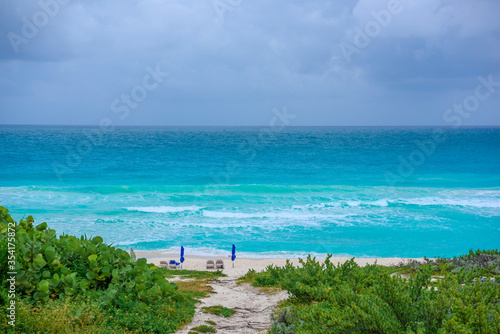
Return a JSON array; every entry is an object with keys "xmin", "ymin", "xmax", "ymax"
[{"xmin": 137, "ymin": 250, "xmax": 422, "ymax": 278}]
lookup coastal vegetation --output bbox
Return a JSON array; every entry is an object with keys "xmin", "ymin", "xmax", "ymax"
[
  {"xmin": 0, "ymin": 206, "xmax": 222, "ymax": 333},
  {"xmin": 240, "ymin": 253, "xmax": 500, "ymax": 333},
  {"xmin": 201, "ymin": 305, "xmax": 236, "ymax": 318},
  {"xmin": 189, "ymin": 324, "xmax": 217, "ymax": 333},
  {"xmin": 161, "ymin": 269, "xmax": 225, "ymax": 280}
]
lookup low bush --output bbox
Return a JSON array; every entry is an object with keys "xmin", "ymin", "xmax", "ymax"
[
  {"xmin": 0, "ymin": 206, "xmax": 200, "ymax": 333},
  {"xmin": 245, "ymin": 254, "xmax": 500, "ymax": 333},
  {"xmin": 395, "ymin": 250, "xmax": 500, "ymax": 276}
]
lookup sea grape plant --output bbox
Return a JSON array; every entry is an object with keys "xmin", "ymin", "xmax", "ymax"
[{"xmin": 0, "ymin": 206, "xmax": 180, "ymax": 308}]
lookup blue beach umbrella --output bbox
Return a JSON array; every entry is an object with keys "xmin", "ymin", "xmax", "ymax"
[
  {"xmin": 180, "ymin": 246, "xmax": 185, "ymax": 268},
  {"xmin": 231, "ymin": 244, "xmax": 236, "ymax": 267}
]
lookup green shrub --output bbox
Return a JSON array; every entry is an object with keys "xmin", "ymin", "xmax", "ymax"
[
  {"xmin": 395, "ymin": 249, "xmax": 500, "ymax": 276},
  {"xmin": 245, "ymin": 254, "xmax": 500, "ymax": 333},
  {"xmin": 0, "ymin": 206, "xmax": 198, "ymax": 333},
  {"xmin": 0, "ymin": 206, "xmax": 180, "ymax": 307},
  {"xmin": 238, "ymin": 263, "xmax": 289, "ymax": 288},
  {"xmin": 271, "ymin": 306, "xmax": 298, "ymax": 334}
]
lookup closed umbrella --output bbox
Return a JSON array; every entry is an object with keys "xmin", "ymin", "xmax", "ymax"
[
  {"xmin": 231, "ymin": 244, "xmax": 236, "ymax": 268},
  {"xmin": 180, "ymin": 246, "xmax": 185, "ymax": 269}
]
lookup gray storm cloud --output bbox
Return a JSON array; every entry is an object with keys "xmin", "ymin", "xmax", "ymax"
[{"xmin": 0, "ymin": 0, "xmax": 499, "ymax": 126}]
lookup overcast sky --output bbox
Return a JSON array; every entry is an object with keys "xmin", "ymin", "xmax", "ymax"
[{"xmin": 1, "ymin": 0, "xmax": 499, "ymax": 126}]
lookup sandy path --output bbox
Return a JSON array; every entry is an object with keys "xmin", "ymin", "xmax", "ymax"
[{"xmin": 175, "ymin": 276, "xmax": 288, "ymax": 334}]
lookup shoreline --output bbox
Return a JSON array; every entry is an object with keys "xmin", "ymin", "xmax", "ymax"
[{"xmin": 136, "ymin": 250, "xmax": 423, "ymax": 278}]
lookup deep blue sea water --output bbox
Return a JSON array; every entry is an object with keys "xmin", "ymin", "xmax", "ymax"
[{"xmin": 1, "ymin": 126, "xmax": 499, "ymax": 258}]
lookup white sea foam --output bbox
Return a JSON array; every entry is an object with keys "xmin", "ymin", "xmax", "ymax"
[
  {"xmin": 202, "ymin": 210, "xmax": 340, "ymax": 220},
  {"xmin": 291, "ymin": 199, "xmax": 390, "ymax": 210},
  {"xmin": 399, "ymin": 197, "xmax": 500, "ymax": 208},
  {"xmin": 370, "ymin": 199, "xmax": 390, "ymax": 207},
  {"xmin": 202, "ymin": 211, "xmax": 261, "ymax": 218},
  {"xmin": 115, "ymin": 236, "xmax": 166, "ymax": 246},
  {"xmin": 127, "ymin": 206, "xmax": 202, "ymax": 213}
]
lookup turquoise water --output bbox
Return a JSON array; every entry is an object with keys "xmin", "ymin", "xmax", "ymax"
[{"xmin": 1, "ymin": 126, "xmax": 499, "ymax": 258}]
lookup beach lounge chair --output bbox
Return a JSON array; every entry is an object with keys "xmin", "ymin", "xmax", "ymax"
[
  {"xmin": 216, "ymin": 259, "xmax": 224, "ymax": 269},
  {"xmin": 159, "ymin": 261, "xmax": 168, "ymax": 268},
  {"xmin": 168, "ymin": 260, "xmax": 177, "ymax": 270},
  {"xmin": 206, "ymin": 260, "xmax": 215, "ymax": 269}
]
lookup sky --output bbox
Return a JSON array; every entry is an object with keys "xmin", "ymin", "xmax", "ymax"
[{"xmin": 0, "ymin": 0, "xmax": 499, "ymax": 126}]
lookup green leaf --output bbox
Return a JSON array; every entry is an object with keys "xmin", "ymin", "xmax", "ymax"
[
  {"xmin": 67, "ymin": 240, "xmax": 79, "ymax": 252},
  {"xmin": 51, "ymin": 259, "xmax": 61, "ymax": 268},
  {"xmin": 44, "ymin": 246, "xmax": 56, "ymax": 261},
  {"xmin": 92, "ymin": 236, "xmax": 103, "ymax": 244},
  {"xmin": 79, "ymin": 280, "xmax": 89, "ymax": 289},
  {"xmin": 38, "ymin": 280, "xmax": 50, "ymax": 292},
  {"xmin": 87, "ymin": 243, "xmax": 97, "ymax": 254},
  {"xmin": 36, "ymin": 222, "xmax": 48, "ymax": 231},
  {"xmin": 33, "ymin": 254, "xmax": 47, "ymax": 268}
]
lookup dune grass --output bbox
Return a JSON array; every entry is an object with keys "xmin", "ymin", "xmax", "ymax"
[
  {"xmin": 160, "ymin": 269, "xmax": 226, "ymax": 280},
  {"xmin": 190, "ymin": 324, "xmax": 216, "ymax": 333},
  {"xmin": 201, "ymin": 305, "xmax": 236, "ymax": 318}
]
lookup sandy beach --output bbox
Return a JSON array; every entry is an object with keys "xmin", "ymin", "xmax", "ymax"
[{"xmin": 137, "ymin": 251, "xmax": 423, "ymax": 278}]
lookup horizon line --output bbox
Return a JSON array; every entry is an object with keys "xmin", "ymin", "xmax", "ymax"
[{"xmin": 1, "ymin": 124, "xmax": 500, "ymax": 128}]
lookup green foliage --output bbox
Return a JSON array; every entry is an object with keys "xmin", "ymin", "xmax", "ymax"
[
  {"xmin": 2, "ymin": 207, "xmax": 179, "ymax": 308},
  {"xmin": 244, "ymin": 254, "xmax": 500, "ymax": 333},
  {"xmin": 202, "ymin": 305, "xmax": 236, "ymax": 318},
  {"xmin": 0, "ymin": 206, "xmax": 14, "ymax": 283},
  {"xmin": 102, "ymin": 293, "xmax": 195, "ymax": 333},
  {"xmin": 446, "ymin": 251, "xmax": 500, "ymax": 275},
  {"xmin": 161, "ymin": 268, "xmax": 226, "ymax": 280},
  {"xmin": 237, "ymin": 268, "xmax": 257, "ymax": 284},
  {"xmin": 238, "ymin": 263, "xmax": 289, "ymax": 288},
  {"xmin": 5, "ymin": 296, "xmax": 107, "ymax": 334},
  {"xmin": 205, "ymin": 320, "xmax": 217, "ymax": 326},
  {"xmin": 191, "ymin": 324, "xmax": 217, "ymax": 333},
  {"xmin": 460, "ymin": 249, "xmax": 500, "ymax": 259},
  {"xmin": 271, "ymin": 306, "xmax": 298, "ymax": 334},
  {"xmin": 175, "ymin": 279, "xmax": 219, "ymax": 300},
  {"xmin": 0, "ymin": 206, "xmax": 198, "ymax": 333},
  {"xmin": 395, "ymin": 249, "xmax": 500, "ymax": 276},
  {"xmin": 1, "ymin": 293, "xmax": 196, "ymax": 334}
]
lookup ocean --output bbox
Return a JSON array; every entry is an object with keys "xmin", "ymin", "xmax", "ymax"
[{"xmin": 1, "ymin": 126, "xmax": 499, "ymax": 258}]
